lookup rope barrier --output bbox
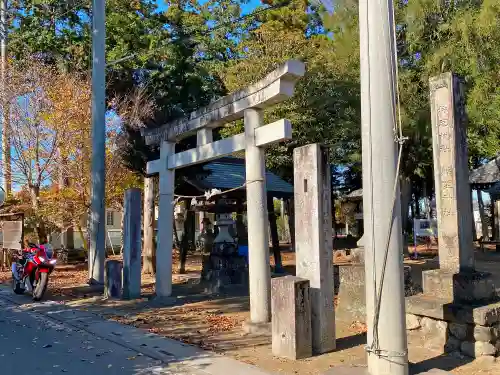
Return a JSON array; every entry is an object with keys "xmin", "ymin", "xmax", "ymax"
[{"xmin": 170, "ymin": 179, "xmax": 264, "ymax": 206}]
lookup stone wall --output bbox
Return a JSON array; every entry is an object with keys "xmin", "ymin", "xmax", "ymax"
[
  {"xmin": 406, "ymin": 314, "xmax": 500, "ymax": 359},
  {"xmin": 335, "ymin": 264, "xmax": 419, "ymax": 323}
]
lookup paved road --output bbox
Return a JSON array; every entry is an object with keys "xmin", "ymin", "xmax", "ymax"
[{"xmin": 0, "ymin": 297, "xmax": 202, "ymax": 375}]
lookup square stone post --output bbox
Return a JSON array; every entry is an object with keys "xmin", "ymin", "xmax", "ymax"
[
  {"xmin": 244, "ymin": 108, "xmax": 271, "ymax": 325},
  {"xmin": 104, "ymin": 259, "xmax": 122, "ymax": 299},
  {"xmin": 123, "ymin": 188, "xmax": 142, "ymax": 299},
  {"xmin": 429, "ymin": 73, "xmax": 474, "ymax": 273},
  {"xmin": 294, "ymin": 144, "xmax": 336, "ymax": 354},
  {"xmin": 271, "ymin": 276, "xmax": 312, "ymax": 359},
  {"xmin": 424, "ymin": 73, "xmax": 495, "ymax": 302},
  {"xmin": 156, "ymin": 141, "xmax": 175, "ymax": 298}
]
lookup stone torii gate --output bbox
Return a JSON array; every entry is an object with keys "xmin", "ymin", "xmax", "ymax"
[{"xmin": 142, "ymin": 60, "xmax": 305, "ymax": 326}]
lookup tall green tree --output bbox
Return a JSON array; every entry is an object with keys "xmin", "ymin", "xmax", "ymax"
[{"xmin": 219, "ymin": 0, "xmax": 362, "ymax": 186}]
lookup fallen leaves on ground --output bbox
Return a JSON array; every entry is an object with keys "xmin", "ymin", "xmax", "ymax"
[
  {"xmin": 206, "ymin": 314, "xmax": 238, "ymax": 333},
  {"xmin": 349, "ymin": 321, "xmax": 367, "ymax": 334}
]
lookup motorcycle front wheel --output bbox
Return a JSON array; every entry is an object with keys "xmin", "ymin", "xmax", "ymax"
[
  {"xmin": 32, "ymin": 272, "xmax": 49, "ymax": 301},
  {"xmin": 11, "ymin": 275, "xmax": 25, "ymax": 295}
]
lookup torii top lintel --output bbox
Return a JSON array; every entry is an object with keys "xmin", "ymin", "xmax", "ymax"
[{"xmin": 141, "ymin": 59, "xmax": 306, "ymax": 146}]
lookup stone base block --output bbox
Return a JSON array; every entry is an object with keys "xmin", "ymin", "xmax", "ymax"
[
  {"xmin": 201, "ymin": 254, "xmax": 249, "ymax": 294},
  {"xmin": 460, "ymin": 341, "xmax": 497, "ymax": 358},
  {"xmin": 336, "ymin": 264, "xmax": 417, "ymax": 323},
  {"xmin": 421, "ymin": 316, "xmax": 449, "ymax": 349},
  {"xmin": 242, "ymin": 320, "xmax": 271, "ymax": 336},
  {"xmin": 336, "ymin": 264, "xmax": 366, "ymax": 323},
  {"xmin": 322, "ymin": 366, "xmax": 453, "ymax": 375},
  {"xmin": 148, "ymin": 296, "xmax": 178, "ymax": 307},
  {"xmin": 406, "ymin": 294, "xmax": 500, "ymax": 326},
  {"xmin": 406, "ymin": 295, "xmax": 500, "ymax": 359},
  {"xmin": 322, "ymin": 366, "xmax": 367, "ymax": 375},
  {"xmin": 104, "ymin": 260, "xmax": 122, "ymax": 299},
  {"xmin": 423, "ymin": 269, "xmax": 496, "ymax": 302},
  {"xmin": 271, "ymin": 276, "xmax": 312, "ymax": 359}
]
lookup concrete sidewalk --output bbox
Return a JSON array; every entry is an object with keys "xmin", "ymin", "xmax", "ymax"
[{"xmin": 0, "ymin": 286, "xmax": 273, "ymax": 375}]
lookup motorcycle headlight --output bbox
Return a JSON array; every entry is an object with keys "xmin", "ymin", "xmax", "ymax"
[{"xmin": 38, "ymin": 256, "xmax": 45, "ymax": 262}]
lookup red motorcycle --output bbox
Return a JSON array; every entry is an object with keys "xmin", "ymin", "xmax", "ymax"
[{"xmin": 11, "ymin": 242, "xmax": 57, "ymax": 301}]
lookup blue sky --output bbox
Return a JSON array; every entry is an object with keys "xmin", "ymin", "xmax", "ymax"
[{"xmin": 156, "ymin": 0, "xmax": 260, "ymax": 15}]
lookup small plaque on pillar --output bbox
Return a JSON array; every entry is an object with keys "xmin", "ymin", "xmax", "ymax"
[{"xmin": 272, "ymin": 276, "xmax": 312, "ymax": 360}]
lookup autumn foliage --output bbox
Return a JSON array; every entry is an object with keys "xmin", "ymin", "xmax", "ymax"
[{"xmin": 0, "ymin": 58, "xmax": 145, "ymax": 244}]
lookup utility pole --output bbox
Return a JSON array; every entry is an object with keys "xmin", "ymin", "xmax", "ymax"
[
  {"xmin": 89, "ymin": 0, "xmax": 106, "ymax": 284},
  {"xmin": 359, "ymin": 0, "xmax": 409, "ymax": 375},
  {"xmin": 1, "ymin": 0, "xmax": 10, "ymax": 197}
]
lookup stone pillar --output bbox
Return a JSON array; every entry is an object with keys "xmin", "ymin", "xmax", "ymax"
[
  {"xmin": 143, "ymin": 176, "xmax": 156, "ymax": 274},
  {"xmin": 271, "ymin": 276, "xmax": 312, "ymax": 359},
  {"xmin": 156, "ymin": 141, "xmax": 175, "ymax": 298},
  {"xmin": 421, "ymin": 74, "xmax": 496, "ymax": 303},
  {"xmin": 293, "ymin": 144, "xmax": 336, "ymax": 354},
  {"xmin": 104, "ymin": 259, "xmax": 122, "ymax": 299},
  {"xmin": 268, "ymin": 193, "xmax": 283, "ymax": 272},
  {"xmin": 429, "ymin": 72, "xmax": 474, "ymax": 273},
  {"xmin": 123, "ymin": 188, "xmax": 142, "ymax": 299},
  {"xmin": 244, "ymin": 108, "xmax": 271, "ymax": 325},
  {"xmin": 197, "ymin": 128, "xmax": 213, "ymax": 248}
]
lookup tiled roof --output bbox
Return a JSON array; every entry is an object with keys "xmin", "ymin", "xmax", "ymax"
[
  {"xmin": 469, "ymin": 156, "xmax": 500, "ymax": 185},
  {"xmin": 187, "ymin": 157, "xmax": 293, "ymax": 197},
  {"xmin": 346, "ymin": 188, "xmax": 363, "ymax": 199},
  {"xmin": 489, "ymin": 181, "xmax": 500, "ymax": 200}
]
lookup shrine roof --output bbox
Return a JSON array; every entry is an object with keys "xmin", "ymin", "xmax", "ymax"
[
  {"xmin": 186, "ymin": 157, "xmax": 293, "ymax": 197},
  {"xmin": 489, "ymin": 181, "xmax": 500, "ymax": 200},
  {"xmin": 469, "ymin": 156, "xmax": 500, "ymax": 186},
  {"xmin": 345, "ymin": 188, "xmax": 363, "ymax": 200}
]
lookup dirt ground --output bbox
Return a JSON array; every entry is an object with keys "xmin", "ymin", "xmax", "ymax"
[{"xmin": 1, "ymin": 245, "xmax": 500, "ymax": 375}]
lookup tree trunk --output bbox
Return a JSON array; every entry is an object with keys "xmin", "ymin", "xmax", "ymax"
[
  {"xmin": 119, "ymin": 210, "xmax": 125, "ymax": 255},
  {"xmin": 477, "ymin": 189, "xmax": 489, "ymax": 240},
  {"xmin": 179, "ymin": 202, "xmax": 195, "ymax": 274},
  {"xmin": 400, "ymin": 177, "xmax": 412, "ymax": 235},
  {"xmin": 173, "ymin": 214, "xmax": 181, "ymax": 249},
  {"xmin": 29, "ymin": 184, "xmax": 47, "ymax": 242},
  {"xmin": 494, "ymin": 200, "xmax": 500, "ymax": 244},
  {"xmin": 77, "ymin": 223, "xmax": 88, "ymax": 252},
  {"xmin": 142, "ymin": 177, "xmax": 156, "ymax": 274},
  {"xmin": 285, "ymin": 198, "xmax": 295, "ymax": 251},
  {"xmin": 85, "ymin": 208, "xmax": 91, "ymax": 253},
  {"xmin": 415, "ymin": 193, "xmax": 421, "ymax": 218},
  {"xmin": 423, "ymin": 181, "xmax": 431, "ymax": 219},
  {"xmin": 267, "ymin": 195, "xmax": 282, "ymax": 272}
]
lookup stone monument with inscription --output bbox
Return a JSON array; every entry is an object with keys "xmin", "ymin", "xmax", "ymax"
[
  {"xmin": 406, "ymin": 73, "xmax": 500, "ymax": 359},
  {"xmin": 271, "ymin": 276, "xmax": 312, "ymax": 360},
  {"xmin": 294, "ymin": 144, "xmax": 336, "ymax": 354}
]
